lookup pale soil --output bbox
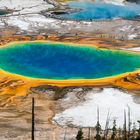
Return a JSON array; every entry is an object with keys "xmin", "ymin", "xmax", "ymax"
[
  {"xmin": 0, "ymin": 86, "xmax": 97, "ymax": 140},
  {"xmin": 0, "ymin": 92, "xmax": 64, "ymax": 140}
]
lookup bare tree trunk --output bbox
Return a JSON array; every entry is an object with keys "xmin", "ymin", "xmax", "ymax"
[
  {"xmin": 128, "ymin": 106, "xmax": 131, "ymax": 140},
  {"xmin": 88, "ymin": 127, "xmax": 91, "ymax": 140},
  {"xmin": 104, "ymin": 110, "xmax": 110, "ymax": 140},
  {"xmin": 64, "ymin": 128, "xmax": 67, "ymax": 140},
  {"xmin": 32, "ymin": 97, "xmax": 35, "ymax": 140},
  {"xmin": 123, "ymin": 110, "xmax": 127, "ymax": 140}
]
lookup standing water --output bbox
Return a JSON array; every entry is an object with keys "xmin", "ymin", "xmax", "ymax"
[
  {"xmin": 59, "ymin": 1, "xmax": 140, "ymax": 20},
  {"xmin": 1, "ymin": 42, "xmax": 140, "ymax": 80}
]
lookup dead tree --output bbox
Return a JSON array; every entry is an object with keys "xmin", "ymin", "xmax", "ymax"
[
  {"xmin": 103, "ymin": 110, "xmax": 111, "ymax": 140},
  {"xmin": 88, "ymin": 127, "xmax": 91, "ymax": 140},
  {"xmin": 95, "ymin": 107, "xmax": 101, "ymax": 140},
  {"xmin": 123, "ymin": 110, "xmax": 127, "ymax": 140},
  {"xmin": 128, "ymin": 106, "xmax": 131, "ymax": 140},
  {"xmin": 32, "ymin": 97, "xmax": 35, "ymax": 140}
]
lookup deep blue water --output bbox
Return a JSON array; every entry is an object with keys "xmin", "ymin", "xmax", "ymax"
[
  {"xmin": 60, "ymin": 2, "xmax": 140, "ymax": 20},
  {"xmin": 0, "ymin": 42, "xmax": 140, "ymax": 80}
]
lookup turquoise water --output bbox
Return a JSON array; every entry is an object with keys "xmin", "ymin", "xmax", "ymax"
[
  {"xmin": 0, "ymin": 42, "xmax": 140, "ymax": 80},
  {"xmin": 60, "ymin": 2, "xmax": 140, "ymax": 21}
]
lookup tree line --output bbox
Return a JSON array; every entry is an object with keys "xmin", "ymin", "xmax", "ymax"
[{"xmin": 75, "ymin": 107, "xmax": 140, "ymax": 140}]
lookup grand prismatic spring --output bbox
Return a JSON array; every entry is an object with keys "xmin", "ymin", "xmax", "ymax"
[{"xmin": 0, "ymin": 41, "xmax": 140, "ymax": 81}]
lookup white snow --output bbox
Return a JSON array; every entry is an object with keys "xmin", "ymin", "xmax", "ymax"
[{"xmin": 53, "ymin": 88, "xmax": 140, "ymax": 129}]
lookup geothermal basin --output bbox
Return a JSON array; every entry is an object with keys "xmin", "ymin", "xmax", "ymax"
[{"xmin": 0, "ymin": 41, "xmax": 140, "ymax": 81}]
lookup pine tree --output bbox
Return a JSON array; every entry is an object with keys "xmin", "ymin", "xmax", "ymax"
[
  {"xmin": 118, "ymin": 127, "xmax": 122, "ymax": 140},
  {"xmin": 131, "ymin": 122, "xmax": 136, "ymax": 140},
  {"xmin": 95, "ymin": 121, "xmax": 101, "ymax": 140},
  {"xmin": 76, "ymin": 128, "xmax": 84, "ymax": 140},
  {"xmin": 136, "ymin": 121, "xmax": 140, "ymax": 140},
  {"xmin": 111, "ymin": 120, "xmax": 117, "ymax": 140},
  {"xmin": 95, "ymin": 107, "xmax": 101, "ymax": 140}
]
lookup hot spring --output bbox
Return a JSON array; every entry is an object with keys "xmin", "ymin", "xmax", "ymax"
[
  {"xmin": 59, "ymin": 1, "xmax": 140, "ymax": 21},
  {"xmin": 0, "ymin": 42, "xmax": 140, "ymax": 80}
]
